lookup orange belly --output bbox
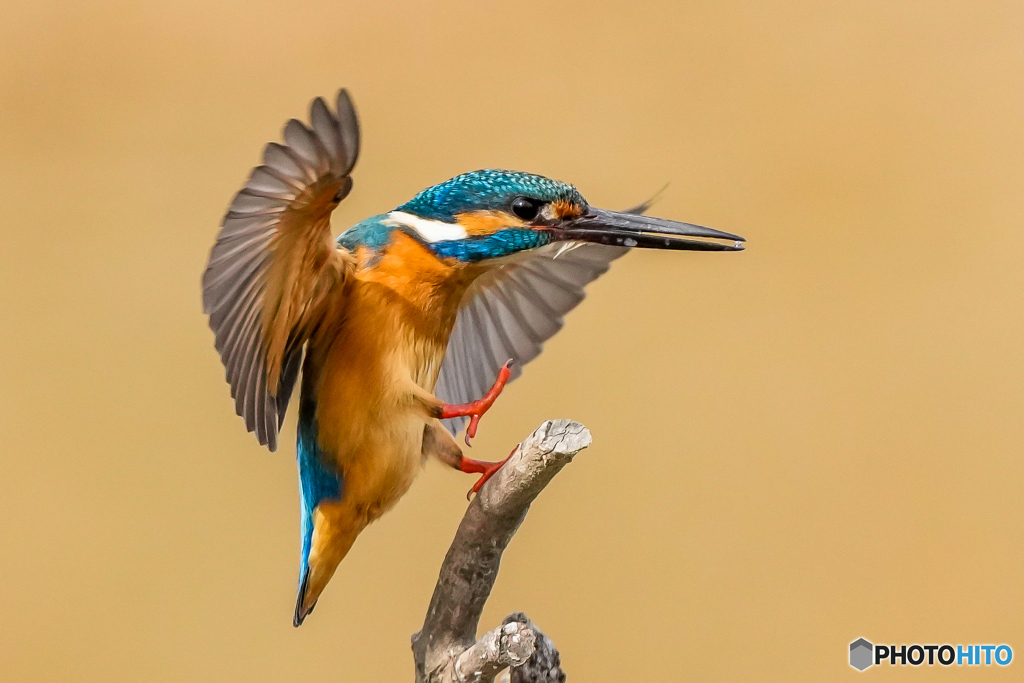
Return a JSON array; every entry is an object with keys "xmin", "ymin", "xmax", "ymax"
[{"xmin": 312, "ymin": 231, "xmax": 477, "ymax": 518}]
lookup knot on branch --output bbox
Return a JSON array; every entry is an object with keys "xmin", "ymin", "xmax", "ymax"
[
  {"xmin": 501, "ymin": 614, "xmax": 565, "ymax": 683},
  {"xmin": 454, "ymin": 620, "xmax": 536, "ymax": 683}
]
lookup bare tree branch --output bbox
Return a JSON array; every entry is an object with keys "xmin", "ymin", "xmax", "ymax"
[{"xmin": 412, "ymin": 420, "xmax": 592, "ymax": 683}]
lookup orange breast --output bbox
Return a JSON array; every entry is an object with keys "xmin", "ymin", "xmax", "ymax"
[{"xmin": 309, "ymin": 231, "xmax": 479, "ymax": 477}]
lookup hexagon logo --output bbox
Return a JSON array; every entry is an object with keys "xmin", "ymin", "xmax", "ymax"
[{"xmin": 850, "ymin": 638, "xmax": 874, "ymax": 671}]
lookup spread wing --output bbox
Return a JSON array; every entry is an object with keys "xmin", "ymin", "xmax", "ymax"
[
  {"xmin": 435, "ymin": 242, "xmax": 628, "ymax": 435},
  {"xmin": 202, "ymin": 90, "xmax": 360, "ymax": 451}
]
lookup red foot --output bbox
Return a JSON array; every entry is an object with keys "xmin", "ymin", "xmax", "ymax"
[
  {"xmin": 460, "ymin": 447, "xmax": 517, "ymax": 500},
  {"xmin": 440, "ymin": 359, "xmax": 513, "ymax": 446}
]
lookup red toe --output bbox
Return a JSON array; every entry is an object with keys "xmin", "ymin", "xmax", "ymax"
[{"xmin": 460, "ymin": 446, "xmax": 517, "ymax": 499}]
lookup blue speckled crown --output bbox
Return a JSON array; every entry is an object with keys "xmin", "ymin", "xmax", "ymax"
[{"xmin": 396, "ymin": 169, "xmax": 587, "ymax": 222}]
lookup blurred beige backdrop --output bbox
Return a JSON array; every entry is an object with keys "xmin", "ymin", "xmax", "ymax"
[{"xmin": 1, "ymin": 0, "xmax": 1022, "ymax": 680}]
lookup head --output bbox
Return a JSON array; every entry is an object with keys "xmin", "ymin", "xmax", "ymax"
[{"xmin": 385, "ymin": 169, "xmax": 744, "ymax": 262}]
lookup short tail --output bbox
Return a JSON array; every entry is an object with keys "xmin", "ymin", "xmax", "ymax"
[
  {"xmin": 293, "ymin": 499, "xmax": 365, "ymax": 626},
  {"xmin": 294, "ymin": 408, "xmax": 347, "ymax": 626},
  {"xmin": 293, "ymin": 566, "xmax": 316, "ymax": 627},
  {"xmin": 293, "ymin": 504, "xmax": 319, "ymax": 627}
]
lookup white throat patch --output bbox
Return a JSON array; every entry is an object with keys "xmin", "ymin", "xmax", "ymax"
[{"xmin": 383, "ymin": 211, "xmax": 468, "ymax": 243}]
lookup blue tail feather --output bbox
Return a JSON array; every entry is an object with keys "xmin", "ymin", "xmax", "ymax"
[{"xmin": 294, "ymin": 399, "xmax": 343, "ymax": 626}]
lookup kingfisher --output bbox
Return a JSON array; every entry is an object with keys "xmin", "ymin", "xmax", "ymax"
[{"xmin": 201, "ymin": 89, "xmax": 744, "ymax": 626}]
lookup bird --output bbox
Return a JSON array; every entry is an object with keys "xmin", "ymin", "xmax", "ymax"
[{"xmin": 201, "ymin": 89, "xmax": 744, "ymax": 626}]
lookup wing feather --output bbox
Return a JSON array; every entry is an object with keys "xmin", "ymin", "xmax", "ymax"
[
  {"xmin": 310, "ymin": 98, "xmax": 344, "ymax": 175},
  {"xmin": 245, "ymin": 166, "xmax": 301, "ymax": 199},
  {"xmin": 335, "ymin": 90, "xmax": 360, "ymax": 174},
  {"xmin": 283, "ymin": 119, "xmax": 328, "ymax": 175},
  {"xmin": 466, "ymin": 300, "xmax": 501, "ymax": 395},
  {"xmin": 489, "ymin": 279, "xmax": 546, "ymax": 352},
  {"xmin": 275, "ymin": 342, "xmax": 303, "ymax": 428},
  {"xmin": 262, "ymin": 142, "xmax": 310, "ymax": 184},
  {"xmin": 213, "ymin": 213, "xmax": 277, "ymax": 242},
  {"xmin": 202, "ymin": 89, "xmax": 360, "ymax": 450},
  {"xmin": 225, "ymin": 306, "xmax": 261, "ymax": 386},
  {"xmin": 236, "ymin": 323, "xmax": 262, "ymax": 426},
  {"xmin": 436, "ymin": 243, "xmax": 627, "ymax": 435},
  {"xmin": 227, "ymin": 190, "xmax": 286, "ymax": 215}
]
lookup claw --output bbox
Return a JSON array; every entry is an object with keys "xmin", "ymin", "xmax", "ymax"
[{"xmin": 440, "ymin": 359, "xmax": 514, "ymax": 446}]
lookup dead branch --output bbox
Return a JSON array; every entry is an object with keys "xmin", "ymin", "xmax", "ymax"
[{"xmin": 412, "ymin": 420, "xmax": 591, "ymax": 683}]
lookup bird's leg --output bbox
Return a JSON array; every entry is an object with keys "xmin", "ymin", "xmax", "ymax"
[
  {"xmin": 439, "ymin": 359, "xmax": 514, "ymax": 446},
  {"xmin": 414, "ymin": 359, "xmax": 515, "ymax": 497},
  {"xmin": 422, "ymin": 420, "xmax": 517, "ymax": 500}
]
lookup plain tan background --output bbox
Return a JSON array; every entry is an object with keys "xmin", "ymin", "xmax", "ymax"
[{"xmin": 2, "ymin": 0, "xmax": 1022, "ymax": 680}]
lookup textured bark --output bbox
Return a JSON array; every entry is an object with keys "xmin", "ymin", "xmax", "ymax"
[{"xmin": 412, "ymin": 420, "xmax": 591, "ymax": 683}]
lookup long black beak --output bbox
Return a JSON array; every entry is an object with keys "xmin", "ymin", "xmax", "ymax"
[{"xmin": 554, "ymin": 207, "xmax": 745, "ymax": 251}]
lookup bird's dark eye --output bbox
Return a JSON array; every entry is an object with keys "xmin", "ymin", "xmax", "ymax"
[{"xmin": 510, "ymin": 196, "xmax": 541, "ymax": 221}]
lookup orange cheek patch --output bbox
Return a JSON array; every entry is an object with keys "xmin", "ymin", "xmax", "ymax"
[
  {"xmin": 551, "ymin": 199, "xmax": 584, "ymax": 220},
  {"xmin": 456, "ymin": 210, "xmax": 526, "ymax": 235}
]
